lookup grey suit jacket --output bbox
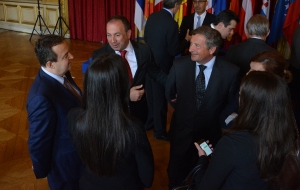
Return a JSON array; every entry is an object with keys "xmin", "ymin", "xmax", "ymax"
[{"xmin": 166, "ymin": 56, "xmax": 240, "ymax": 154}]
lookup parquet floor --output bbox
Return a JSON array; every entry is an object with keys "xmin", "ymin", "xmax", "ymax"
[{"xmin": 0, "ymin": 30, "xmax": 171, "ymax": 190}]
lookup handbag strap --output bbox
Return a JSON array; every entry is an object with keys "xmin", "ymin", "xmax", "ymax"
[
  {"xmin": 187, "ymin": 166, "xmax": 203, "ymax": 189},
  {"xmin": 181, "ymin": 165, "xmax": 202, "ymax": 185}
]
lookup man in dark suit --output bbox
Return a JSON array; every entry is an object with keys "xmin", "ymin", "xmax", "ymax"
[
  {"xmin": 92, "ymin": 15, "xmax": 166, "ymax": 125},
  {"xmin": 27, "ymin": 35, "xmax": 84, "ymax": 189},
  {"xmin": 211, "ymin": 10, "xmax": 239, "ymax": 39},
  {"xmin": 165, "ymin": 26, "xmax": 240, "ymax": 189},
  {"xmin": 179, "ymin": 0, "xmax": 215, "ymax": 41},
  {"xmin": 220, "ymin": 15, "xmax": 276, "ymax": 129},
  {"xmin": 225, "ymin": 14, "xmax": 276, "ymax": 77},
  {"xmin": 144, "ymin": 0, "xmax": 189, "ymax": 140}
]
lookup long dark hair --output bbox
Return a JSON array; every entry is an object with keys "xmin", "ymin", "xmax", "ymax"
[
  {"xmin": 231, "ymin": 71, "xmax": 295, "ymax": 180},
  {"xmin": 73, "ymin": 53, "xmax": 139, "ymax": 176}
]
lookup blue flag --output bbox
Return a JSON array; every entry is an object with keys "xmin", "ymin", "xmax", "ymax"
[
  {"xmin": 267, "ymin": 0, "xmax": 290, "ymax": 44},
  {"xmin": 214, "ymin": 0, "xmax": 227, "ymax": 16}
]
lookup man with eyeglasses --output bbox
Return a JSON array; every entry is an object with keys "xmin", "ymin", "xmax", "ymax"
[{"xmin": 179, "ymin": 0, "xmax": 215, "ymax": 42}]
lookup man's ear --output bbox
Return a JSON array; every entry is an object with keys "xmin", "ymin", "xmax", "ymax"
[
  {"xmin": 266, "ymin": 29, "xmax": 270, "ymax": 37},
  {"xmin": 209, "ymin": 46, "xmax": 217, "ymax": 55},
  {"xmin": 45, "ymin": 61, "xmax": 54, "ymax": 69},
  {"xmin": 127, "ymin": 29, "xmax": 132, "ymax": 39}
]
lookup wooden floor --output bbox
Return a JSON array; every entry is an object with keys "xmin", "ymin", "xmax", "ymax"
[{"xmin": 0, "ymin": 30, "xmax": 171, "ymax": 190}]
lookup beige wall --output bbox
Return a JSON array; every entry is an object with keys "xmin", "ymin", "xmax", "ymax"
[{"xmin": 0, "ymin": 0, "xmax": 69, "ymax": 37}]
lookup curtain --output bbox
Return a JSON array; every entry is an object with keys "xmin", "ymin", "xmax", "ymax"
[{"xmin": 68, "ymin": 0, "xmax": 135, "ymax": 43}]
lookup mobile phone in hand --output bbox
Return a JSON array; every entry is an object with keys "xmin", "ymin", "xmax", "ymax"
[{"xmin": 199, "ymin": 141, "xmax": 212, "ymax": 156}]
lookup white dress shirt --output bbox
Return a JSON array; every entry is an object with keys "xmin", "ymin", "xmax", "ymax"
[
  {"xmin": 115, "ymin": 41, "xmax": 138, "ymax": 77},
  {"xmin": 194, "ymin": 12, "xmax": 207, "ymax": 29},
  {"xmin": 195, "ymin": 56, "xmax": 216, "ymax": 88}
]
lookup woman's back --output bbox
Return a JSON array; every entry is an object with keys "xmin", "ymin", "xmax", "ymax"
[
  {"xmin": 68, "ymin": 107, "xmax": 154, "ymax": 190},
  {"xmin": 197, "ymin": 131, "xmax": 268, "ymax": 190}
]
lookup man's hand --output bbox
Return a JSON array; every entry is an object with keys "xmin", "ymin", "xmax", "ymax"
[
  {"xmin": 185, "ymin": 29, "xmax": 191, "ymax": 42},
  {"xmin": 130, "ymin": 85, "xmax": 145, "ymax": 102}
]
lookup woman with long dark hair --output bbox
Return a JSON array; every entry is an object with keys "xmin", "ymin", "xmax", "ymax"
[
  {"xmin": 193, "ymin": 71, "xmax": 296, "ymax": 189},
  {"xmin": 67, "ymin": 54, "xmax": 154, "ymax": 190}
]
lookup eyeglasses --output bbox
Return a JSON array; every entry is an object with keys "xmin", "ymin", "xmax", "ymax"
[{"xmin": 193, "ymin": 0, "xmax": 207, "ymax": 4}]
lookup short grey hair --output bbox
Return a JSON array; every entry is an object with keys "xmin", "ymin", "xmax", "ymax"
[
  {"xmin": 190, "ymin": 26, "xmax": 223, "ymax": 56},
  {"xmin": 163, "ymin": 0, "xmax": 183, "ymax": 9},
  {"xmin": 246, "ymin": 14, "xmax": 270, "ymax": 37}
]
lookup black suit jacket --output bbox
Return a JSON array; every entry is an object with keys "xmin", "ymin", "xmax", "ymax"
[
  {"xmin": 92, "ymin": 41, "xmax": 166, "ymax": 123},
  {"xmin": 144, "ymin": 9, "xmax": 189, "ymax": 73},
  {"xmin": 166, "ymin": 56, "xmax": 240, "ymax": 155},
  {"xmin": 225, "ymin": 38, "xmax": 276, "ymax": 76},
  {"xmin": 179, "ymin": 12, "xmax": 216, "ymax": 41}
]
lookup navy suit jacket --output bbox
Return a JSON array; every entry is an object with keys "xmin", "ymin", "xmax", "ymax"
[
  {"xmin": 92, "ymin": 41, "xmax": 167, "ymax": 123},
  {"xmin": 27, "ymin": 69, "xmax": 83, "ymax": 189},
  {"xmin": 179, "ymin": 12, "xmax": 216, "ymax": 41},
  {"xmin": 145, "ymin": 9, "xmax": 189, "ymax": 74}
]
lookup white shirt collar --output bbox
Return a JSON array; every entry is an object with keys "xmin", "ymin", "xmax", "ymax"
[
  {"xmin": 195, "ymin": 11, "xmax": 207, "ymax": 18},
  {"xmin": 116, "ymin": 41, "xmax": 134, "ymax": 55},
  {"xmin": 196, "ymin": 56, "xmax": 216, "ymax": 69},
  {"xmin": 163, "ymin": 8, "xmax": 173, "ymax": 17},
  {"xmin": 41, "ymin": 66, "xmax": 64, "ymax": 85}
]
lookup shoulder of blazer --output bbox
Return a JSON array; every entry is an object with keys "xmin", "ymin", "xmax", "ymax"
[
  {"xmin": 173, "ymin": 56, "xmax": 193, "ymax": 67},
  {"xmin": 131, "ymin": 40, "xmax": 151, "ymax": 53},
  {"xmin": 214, "ymin": 57, "xmax": 240, "ymax": 73},
  {"xmin": 92, "ymin": 44, "xmax": 115, "ymax": 59}
]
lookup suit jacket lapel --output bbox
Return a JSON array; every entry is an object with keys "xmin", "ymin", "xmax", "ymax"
[
  {"xmin": 190, "ymin": 13, "xmax": 195, "ymax": 29},
  {"xmin": 200, "ymin": 58, "xmax": 222, "ymax": 108},
  {"xmin": 40, "ymin": 69, "xmax": 82, "ymax": 104},
  {"xmin": 131, "ymin": 41, "xmax": 142, "ymax": 85}
]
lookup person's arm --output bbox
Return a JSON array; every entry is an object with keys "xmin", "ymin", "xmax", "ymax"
[
  {"xmin": 27, "ymin": 95, "xmax": 56, "ymax": 178},
  {"xmin": 195, "ymin": 136, "xmax": 235, "ymax": 189},
  {"xmin": 219, "ymin": 68, "xmax": 240, "ymax": 128},
  {"xmin": 165, "ymin": 64, "xmax": 177, "ymax": 108},
  {"xmin": 134, "ymin": 129, "xmax": 154, "ymax": 188},
  {"xmin": 146, "ymin": 48, "xmax": 168, "ymax": 87}
]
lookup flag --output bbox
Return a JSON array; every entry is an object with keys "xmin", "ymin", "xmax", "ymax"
[
  {"xmin": 282, "ymin": 0, "xmax": 300, "ymax": 47},
  {"xmin": 230, "ymin": 0, "xmax": 240, "ymax": 15},
  {"xmin": 214, "ymin": 0, "xmax": 227, "ymax": 16},
  {"xmin": 267, "ymin": 0, "xmax": 290, "ymax": 45},
  {"xmin": 237, "ymin": 0, "xmax": 255, "ymax": 41},
  {"xmin": 260, "ymin": 0, "xmax": 270, "ymax": 18},
  {"xmin": 154, "ymin": 0, "xmax": 162, "ymax": 6},
  {"xmin": 134, "ymin": 0, "xmax": 146, "ymax": 32},
  {"xmin": 206, "ymin": 0, "xmax": 214, "ymax": 13},
  {"xmin": 174, "ymin": 0, "xmax": 187, "ymax": 27},
  {"xmin": 144, "ymin": 0, "xmax": 154, "ymax": 20}
]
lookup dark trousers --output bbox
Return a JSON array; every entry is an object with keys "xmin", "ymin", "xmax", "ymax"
[
  {"xmin": 145, "ymin": 77, "xmax": 168, "ymax": 136},
  {"xmin": 168, "ymin": 141, "xmax": 199, "ymax": 189}
]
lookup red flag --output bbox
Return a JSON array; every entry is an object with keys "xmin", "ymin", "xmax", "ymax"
[
  {"xmin": 282, "ymin": 0, "xmax": 300, "ymax": 47},
  {"xmin": 206, "ymin": 0, "xmax": 213, "ymax": 13},
  {"xmin": 237, "ymin": 0, "xmax": 255, "ymax": 41},
  {"xmin": 230, "ymin": 0, "xmax": 240, "ymax": 15}
]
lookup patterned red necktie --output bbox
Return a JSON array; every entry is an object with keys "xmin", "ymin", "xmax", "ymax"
[
  {"xmin": 63, "ymin": 76, "xmax": 82, "ymax": 102},
  {"xmin": 119, "ymin": 50, "xmax": 133, "ymax": 84}
]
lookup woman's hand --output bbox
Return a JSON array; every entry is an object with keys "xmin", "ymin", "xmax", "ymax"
[{"xmin": 194, "ymin": 140, "xmax": 213, "ymax": 157}]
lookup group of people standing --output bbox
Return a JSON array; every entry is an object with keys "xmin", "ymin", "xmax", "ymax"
[{"xmin": 26, "ymin": 0, "xmax": 300, "ymax": 189}]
